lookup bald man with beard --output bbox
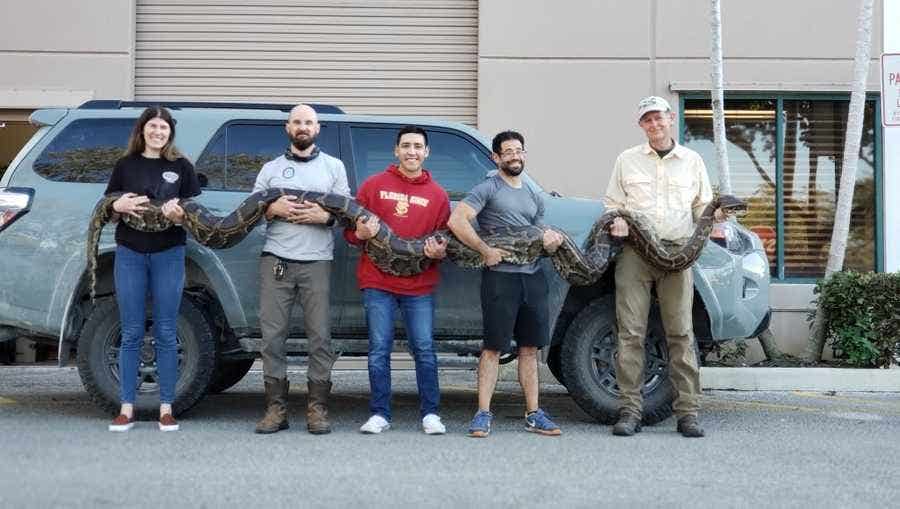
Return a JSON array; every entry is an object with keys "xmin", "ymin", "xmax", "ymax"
[{"xmin": 252, "ymin": 104, "xmax": 350, "ymax": 435}]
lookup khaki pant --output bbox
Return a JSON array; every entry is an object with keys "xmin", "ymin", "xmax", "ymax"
[
  {"xmin": 614, "ymin": 245, "xmax": 700, "ymax": 418},
  {"xmin": 259, "ymin": 257, "xmax": 335, "ymax": 383}
]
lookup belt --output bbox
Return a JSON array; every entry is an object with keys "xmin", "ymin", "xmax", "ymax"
[{"xmin": 261, "ymin": 252, "xmax": 318, "ymax": 264}]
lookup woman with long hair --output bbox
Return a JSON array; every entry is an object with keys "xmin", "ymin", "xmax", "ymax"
[{"xmin": 104, "ymin": 106, "xmax": 201, "ymax": 432}]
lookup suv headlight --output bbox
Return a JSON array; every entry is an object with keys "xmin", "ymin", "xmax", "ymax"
[{"xmin": 0, "ymin": 187, "xmax": 35, "ymax": 233}]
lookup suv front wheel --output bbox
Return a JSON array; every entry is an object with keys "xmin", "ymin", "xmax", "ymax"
[
  {"xmin": 560, "ymin": 297, "xmax": 676, "ymax": 425},
  {"xmin": 76, "ymin": 296, "xmax": 217, "ymax": 418}
]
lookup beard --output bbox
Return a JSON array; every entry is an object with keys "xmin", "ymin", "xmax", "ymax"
[
  {"xmin": 290, "ymin": 131, "xmax": 317, "ymax": 151},
  {"xmin": 499, "ymin": 159, "xmax": 524, "ymax": 176}
]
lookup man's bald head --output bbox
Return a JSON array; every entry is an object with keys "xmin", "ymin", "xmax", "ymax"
[
  {"xmin": 289, "ymin": 103, "xmax": 318, "ymax": 122},
  {"xmin": 285, "ymin": 104, "xmax": 320, "ymax": 152}
]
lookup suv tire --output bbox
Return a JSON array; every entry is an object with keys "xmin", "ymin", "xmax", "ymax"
[
  {"xmin": 560, "ymin": 296, "xmax": 675, "ymax": 425},
  {"xmin": 76, "ymin": 296, "xmax": 217, "ymax": 418},
  {"xmin": 207, "ymin": 358, "xmax": 255, "ymax": 394},
  {"xmin": 546, "ymin": 344, "xmax": 566, "ymax": 387}
]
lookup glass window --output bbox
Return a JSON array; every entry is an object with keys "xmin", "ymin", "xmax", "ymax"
[
  {"xmin": 196, "ymin": 122, "xmax": 338, "ymax": 192},
  {"xmin": 684, "ymin": 99, "xmax": 778, "ymax": 275},
  {"xmin": 33, "ymin": 119, "xmax": 133, "ymax": 183},
  {"xmin": 682, "ymin": 96, "xmax": 880, "ymax": 280},
  {"xmin": 427, "ymin": 130, "xmax": 496, "ymax": 199},
  {"xmin": 782, "ymin": 100, "xmax": 876, "ymax": 277},
  {"xmin": 195, "ymin": 131, "xmax": 225, "ymax": 189},
  {"xmin": 350, "ymin": 126, "xmax": 493, "ymax": 199}
]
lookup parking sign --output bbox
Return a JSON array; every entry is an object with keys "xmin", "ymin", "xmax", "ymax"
[{"xmin": 883, "ymin": 53, "xmax": 900, "ymax": 126}]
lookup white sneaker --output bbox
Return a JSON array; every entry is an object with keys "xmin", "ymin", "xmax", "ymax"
[
  {"xmin": 360, "ymin": 414, "xmax": 390, "ymax": 434},
  {"xmin": 422, "ymin": 413, "xmax": 446, "ymax": 435}
]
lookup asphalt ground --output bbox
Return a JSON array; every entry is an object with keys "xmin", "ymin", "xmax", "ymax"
[{"xmin": 1, "ymin": 365, "xmax": 899, "ymax": 509}]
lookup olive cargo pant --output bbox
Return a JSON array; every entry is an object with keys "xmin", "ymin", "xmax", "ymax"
[
  {"xmin": 259, "ymin": 257, "xmax": 335, "ymax": 384},
  {"xmin": 614, "ymin": 245, "xmax": 700, "ymax": 419}
]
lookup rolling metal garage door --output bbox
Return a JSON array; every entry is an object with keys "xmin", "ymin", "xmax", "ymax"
[{"xmin": 135, "ymin": 0, "xmax": 478, "ymax": 124}]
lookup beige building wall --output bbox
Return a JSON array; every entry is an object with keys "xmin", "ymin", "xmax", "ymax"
[
  {"xmin": 479, "ymin": 0, "xmax": 885, "ymax": 356},
  {"xmin": 0, "ymin": 0, "xmax": 134, "ymax": 108}
]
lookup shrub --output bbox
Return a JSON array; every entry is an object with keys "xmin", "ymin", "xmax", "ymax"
[{"xmin": 813, "ymin": 271, "xmax": 900, "ymax": 368}]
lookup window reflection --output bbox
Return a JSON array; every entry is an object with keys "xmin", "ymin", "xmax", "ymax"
[
  {"xmin": 196, "ymin": 122, "xmax": 338, "ymax": 192},
  {"xmin": 33, "ymin": 119, "xmax": 133, "ymax": 183},
  {"xmin": 682, "ymin": 97, "xmax": 879, "ymax": 279},
  {"xmin": 350, "ymin": 127, "xmax": 493, "ymax": 198},
  {"xmin": 782, "ymin": 100, "xmax": 876, "ymax": 277},
  {"xmin": 683, "ymin": 99, "xmax": 778, "ymax": 275}
]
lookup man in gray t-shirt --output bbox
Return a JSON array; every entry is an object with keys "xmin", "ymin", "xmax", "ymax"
[
  {"xmin": 252, "ymin": 104, "xmax": 350, "ymax": 436},
  {"xmin": 460, "ymin": 173, "xmax": 545, "ymax": 274},
  {"xmin": 448, "ymin": 130, "xmax": 564, "ymax": 438}
]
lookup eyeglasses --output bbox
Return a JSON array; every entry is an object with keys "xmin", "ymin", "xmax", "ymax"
[{"xmin": 499, "ymin": 149, "xmax": 527, "ymax": 158}]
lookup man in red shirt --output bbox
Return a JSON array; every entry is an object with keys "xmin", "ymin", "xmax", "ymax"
[{"xmin": 345, "ymin": 126, "xmax": 450, "ymax": 435}]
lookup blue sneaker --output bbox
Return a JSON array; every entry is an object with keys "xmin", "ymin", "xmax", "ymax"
[
  {"xmin": 525, "ymin": 408, "xmax": 561, "ymax": 436},
  {"xmin": 467, "ymin": 409, "xmax": 493, "ymax": 438}
]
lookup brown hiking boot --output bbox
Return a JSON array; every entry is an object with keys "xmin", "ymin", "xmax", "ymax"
[
  {"xmin": 612, "ymin": 411, "xmax": 642, "ymax": 436},
  {"xmin": 255, "ymin": 377, "xmax": 289, "ymax": 434},
  {"xmin": 677, "ymin": 415, "xmax": 705, "ymax": 438},
  {"xmin": 306, "ymin": 380, "xmax": 332, "ymax": 435}
]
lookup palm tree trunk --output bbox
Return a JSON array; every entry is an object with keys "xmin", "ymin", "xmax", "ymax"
[
  {"xmin": 710, "ymin": 0, "xmax": 787, "ymax": 359},
  {"xmin": 710, "ymin": 0, "xmax": 731, "ymax": 194},
  {"xmin": 806, "ymin": 0, "xmax": 874, "ymax": 362}
]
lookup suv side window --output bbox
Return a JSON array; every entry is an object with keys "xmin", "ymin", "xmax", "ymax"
[
  {"xmin": 32, "ymin": 118, "xmax": 133, "ymax": 183},
  {"xmin": 196, "ymin": 122, "xmax": 339, "ymax": 192},
  {"xmin": 350, "ymin": 126, "xmax": 494, "ymax": 199}
]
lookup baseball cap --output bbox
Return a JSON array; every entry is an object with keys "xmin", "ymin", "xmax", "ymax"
[{"xmin": 636, "ymin": 96, "xmax": 672, "ymax": 121}]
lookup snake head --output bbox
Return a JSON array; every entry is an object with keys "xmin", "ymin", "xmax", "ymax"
[{"xmin": 717, "ymin": 194, "xmax": 748, "ymax": 214}]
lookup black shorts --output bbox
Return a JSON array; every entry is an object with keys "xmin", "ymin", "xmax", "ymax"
[{"xmin": 480, "ymin": 269, "xmax": 550, "ymax": 352}]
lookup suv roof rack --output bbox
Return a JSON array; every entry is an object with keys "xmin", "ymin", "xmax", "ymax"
[{"xmin": 77, "ymin": 100, "xmax": 344, "ymax": 114}]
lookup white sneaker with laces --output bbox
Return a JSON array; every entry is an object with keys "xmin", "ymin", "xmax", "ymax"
[
  {"xmin": 422, "ymin": 413, "xmax": 446, "ymax": 435},
  {"xmin": 359, "ymin": 414, "xmax": 390, "ymax": 434}
]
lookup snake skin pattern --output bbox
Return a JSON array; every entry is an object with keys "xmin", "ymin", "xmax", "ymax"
[{"xmin": 87, "ymin": 189, "xmax": 745, "ymax": 299}]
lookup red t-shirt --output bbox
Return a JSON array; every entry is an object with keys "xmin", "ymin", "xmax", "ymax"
[{"xmin": 344, "ymin": 165, "xmax": 451, "ymax": 295}]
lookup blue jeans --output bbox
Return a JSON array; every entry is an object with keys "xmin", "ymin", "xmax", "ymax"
[
  {"xmin": 114, "ymin": 244, "xmax": 185, "ymax": 405},
  {"xmin": 363, "ymin": 289, "xmax": 439, "ymax": 421}
]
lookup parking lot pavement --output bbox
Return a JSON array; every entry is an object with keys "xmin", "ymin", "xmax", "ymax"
[{"xmin": 2, "ymin": 365, "xmax": 899, "ymax": 509}]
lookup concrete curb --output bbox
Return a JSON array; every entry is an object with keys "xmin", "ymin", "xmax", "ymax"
[{"xmin": 700, "ymin": 367, "xmax": 900, "ymax": 392}]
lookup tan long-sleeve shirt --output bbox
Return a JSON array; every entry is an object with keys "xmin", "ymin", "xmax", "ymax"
[{"xmin": 604, "ymin": 142, "xmax": 713, "ymax": 241}]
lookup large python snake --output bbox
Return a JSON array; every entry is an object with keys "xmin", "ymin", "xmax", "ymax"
[{"xmin": 87, "ymin": 189, "xmax": 745, "ymax": 299}]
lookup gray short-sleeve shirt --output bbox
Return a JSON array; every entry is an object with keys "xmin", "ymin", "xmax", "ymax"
[
  {"xmin": 462, "ymin": 174, "xmax": 544, "ymax": 273},
  {"xmin": 252, "ymin": 151, "xmax": 350, "ymax": 261}
]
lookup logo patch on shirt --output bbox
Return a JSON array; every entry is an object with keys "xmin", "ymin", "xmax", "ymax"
[
  {"xmin": 282, "ymin": 167, "xmax": 295, "ymax": 179},
  {"xmin": 394, "ymin": 200, "xmax": 409, "ymax": 217},
  {"xmin": 378, "ymin": 191, "xmax": 430, "ymax": 218},
  {"xmin": 162, "ymin": 171, "xmax": 180, "ymax": 184}
]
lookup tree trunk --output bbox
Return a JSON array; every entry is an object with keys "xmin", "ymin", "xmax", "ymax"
[
  {"xmin": 806, "ymin": 0, "xmax": 874, "ymax": 362},
  {"xmin": 710, "ymin": 0, "xmax": 731, "ymax": 194},
  {"xmin": 709, "ymin": 0, "xmax": 788, "ymax": 360},
  {"xmin": 757, "ymin": 327, "xmax": 791, "ymax": 362}
]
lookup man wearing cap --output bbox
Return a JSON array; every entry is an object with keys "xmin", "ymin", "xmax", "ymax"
[{"xmin": 604, "ymin": 96, "xmax": 713, "ymax": 438}]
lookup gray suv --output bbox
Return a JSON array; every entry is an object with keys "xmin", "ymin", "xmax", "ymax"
[{"xmin": 0, "ymin": 101, "xmax": 771, "ymax": 423}]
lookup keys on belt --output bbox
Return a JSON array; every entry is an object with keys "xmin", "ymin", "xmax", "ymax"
[{"xmin": 273, "ymin": 259, "xmax": 286, "ymax": 281}]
